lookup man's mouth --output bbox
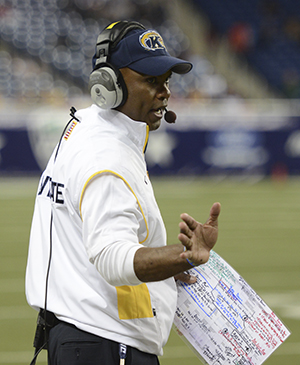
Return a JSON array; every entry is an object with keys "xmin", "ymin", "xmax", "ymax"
[{"xmin": 152, "ymin": 107, "xmax": 165, "ymax": 118}]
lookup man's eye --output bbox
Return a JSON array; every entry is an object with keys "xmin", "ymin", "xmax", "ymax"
[{"xmin": 147, "ymin": 77, "xmax": 157, "ymax": 84}]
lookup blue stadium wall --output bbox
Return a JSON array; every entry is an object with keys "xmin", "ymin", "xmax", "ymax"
[{"xmin": 1, "ymin": 110, "xmax": 300, "ymax": 177}]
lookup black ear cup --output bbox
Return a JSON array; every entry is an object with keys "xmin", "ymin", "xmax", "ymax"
[{"xmin": 89, "ymin": 66, "xmax": 126, "ymax": 109}]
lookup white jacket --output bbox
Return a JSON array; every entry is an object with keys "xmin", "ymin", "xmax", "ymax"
[{"xmin": 25, "ymin": 104, "xmax": 177, "ymax": 356}]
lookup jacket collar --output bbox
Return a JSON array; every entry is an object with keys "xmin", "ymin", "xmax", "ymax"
[{"xmin": 92, "ymin": 104, "xmax": 149, "ymax": 154}]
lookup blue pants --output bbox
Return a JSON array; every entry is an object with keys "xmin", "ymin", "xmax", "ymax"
[{"xmin": 48, "ymin": 321, "xmax": 160, "ymax": 365}]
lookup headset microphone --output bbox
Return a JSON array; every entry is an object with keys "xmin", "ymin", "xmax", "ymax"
[{"xmin": 164, "ymin": 108, "xmax": 177, "ymax": 124}]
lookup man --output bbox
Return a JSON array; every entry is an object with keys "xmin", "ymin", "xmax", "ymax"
[{"xmin": 25, "ymin": 21, "xmax": 221, "ymax": 365}]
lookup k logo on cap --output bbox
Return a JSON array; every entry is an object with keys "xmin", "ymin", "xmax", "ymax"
[{"xmin": 139, "ymin": 31, "xmax": 166, "ymax": 51}]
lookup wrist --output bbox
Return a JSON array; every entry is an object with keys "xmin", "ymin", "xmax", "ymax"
[
  {"xmin": 182, "ymin": 245, "xmax": 197, "ymax": 267},
  {"xmin": 186, "ymin": 258, "xmax": 197, "ymax": 267}
]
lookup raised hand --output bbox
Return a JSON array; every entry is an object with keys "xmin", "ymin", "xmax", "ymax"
[{"xmin": 178, "ymin": 202, "xmax": 221, "ymax": 267}]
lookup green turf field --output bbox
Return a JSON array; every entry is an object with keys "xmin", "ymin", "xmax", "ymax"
[{"xmin": 0, "ymin": 176, "xmax": 299, "ymax": 365}]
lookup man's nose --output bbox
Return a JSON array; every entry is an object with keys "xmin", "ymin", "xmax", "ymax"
[{"xmin": 157, "ymin": 83, "xmax": 171, "ymax": 100}]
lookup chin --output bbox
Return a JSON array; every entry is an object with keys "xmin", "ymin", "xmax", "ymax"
[{"xmin": 148, "ymin": 119, "xmax": 161, "ymax": 131}]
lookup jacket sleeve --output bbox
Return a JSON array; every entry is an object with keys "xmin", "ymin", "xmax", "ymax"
[{"xmin": 81, "ymin": 172, "xmax": 144, "ymax": 286}]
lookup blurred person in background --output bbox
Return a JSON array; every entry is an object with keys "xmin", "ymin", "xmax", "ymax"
[{"xmin": 25, "ymin": 20, "xmax": 221, "ymax": 365}]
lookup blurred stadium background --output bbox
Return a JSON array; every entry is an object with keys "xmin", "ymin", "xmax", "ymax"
[{"xmin": 0, "ymin": 0, "xmax": 300, "ymax": 364}]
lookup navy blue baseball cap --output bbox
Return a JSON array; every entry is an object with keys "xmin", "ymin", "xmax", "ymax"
[{"xmin": 92, "ymin": 28, "xmax": 193, "ymax": 76}]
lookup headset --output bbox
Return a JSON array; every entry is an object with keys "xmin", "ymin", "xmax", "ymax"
[{"xmin": 89, "ymin": 21, "xmax": 146, "ymax": 109}]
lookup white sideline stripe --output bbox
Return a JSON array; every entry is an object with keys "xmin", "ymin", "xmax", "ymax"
[
  {"xmin": 259, "ymin": 291, "xmax": 300, "ymax": 320},
  {"xmin": 0, "ymin": 343, "xmax": 299, "ymax": 363}
]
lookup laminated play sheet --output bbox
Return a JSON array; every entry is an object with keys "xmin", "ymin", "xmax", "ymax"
[{"xmin": 174, "ymin": 250, "xmax": 290, "ymax": 365}]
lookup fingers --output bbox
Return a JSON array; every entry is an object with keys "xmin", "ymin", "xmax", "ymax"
[
  {"xmin": 178, "ymin": 232, "xmax": 192, "ymax": 250},
  {"xmin": 179, "ymin": 220, "xmax": 192, "ymax": 238},
  {"xmin": 180, "ymin": 202, "xmax": 221, "ymax": 232},
  {"xmin": 179, "ymin": 213, "xmax": 198, "ymax": 231},
  {"xmin": 178, "ymin": 202, "xmax": 221, "ymax": 265},
  {"xmin": 174, "ymin": 272, "xmax": 197, "ymax": 284}
]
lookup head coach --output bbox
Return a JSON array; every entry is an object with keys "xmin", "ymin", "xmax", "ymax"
[{"xmin": 25, "ymin": 20, "xmax": 221, "ymax": 365}]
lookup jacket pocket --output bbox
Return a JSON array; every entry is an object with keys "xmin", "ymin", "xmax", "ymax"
[{"xmin": 116, "ymin": 284, "xmax": 154, "ymax": 320}]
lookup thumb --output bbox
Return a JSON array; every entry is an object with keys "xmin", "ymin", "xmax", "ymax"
[{"xmin": 205, "ymin": 202, "xmax": 221, "ymax": 227}]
